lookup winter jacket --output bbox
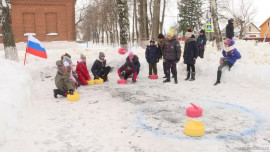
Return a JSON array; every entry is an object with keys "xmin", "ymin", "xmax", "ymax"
[
  {"xmin": 91, "ymin": 59, "xmax": 106, "ymax": 77},
  {"xmin": 117, "ymin": 62, "xmax": 137, "ymax": 82},
  {"xmin": 184, "ymin": 36, "xmax": 199, "ymax": 65},
  {"xmin": 145, "ymin": 45, "xmax": 160, "ymax": 63},
  {"xmin": 222, "ymin": 48, "xmax": 241, "ymax": 65},
  {"xmin": 55, "ymin": 60, "xmax": 75, "ymax": 92},
  {"xmin": 76, "ymin": 61, "xmax": 91, "ymax": 85},
  {"xmin": 126, "ymin": 55, "xmax": 140, "ymax": 72},
  {"xmin": 226, "ymin": 20, "xmax": 234, "ymax": 39},
  {"xmin": 163, "ymin": 37, "xmax": 181, "ymax": 61},
  {"xmin": 158, "ymin": 41, "xmax": 165, "ymax": 59},
  {"xmin": 197, "ymin": 34, "xmax": 207, "ymax": 49}
]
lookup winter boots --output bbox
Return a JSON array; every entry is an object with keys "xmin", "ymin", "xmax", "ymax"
[
  {"xmin": 174, "ymin": 76, "xmax": 178, "ymax": 84},
  {"xmin": 163, "ymin": 78, "xmax": 170, "ymax": 83},
  {"xmin": 214, "ymin": 71, "xmax": 222, "ymax": 85},
  {"xmin": 185, "ymin": 71, "xmax": 191, "ymax": 80},
  {"xmin": 189, "ymin": 72, "xmax": 196, "ymax": 81},
  {"xmin": 53, "ymin": 89, "xmax": 68, "ymax": 98}
]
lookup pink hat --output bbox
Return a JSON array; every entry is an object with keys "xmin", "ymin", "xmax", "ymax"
[
  {"xmin": 224, "ymin": 38, "xmax": 232, "ymax": 45},
  {"xmin": 128, "ymin": 52, "xmax": 134, "ymax": 57}
]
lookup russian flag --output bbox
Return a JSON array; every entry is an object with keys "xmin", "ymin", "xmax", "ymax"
[{"xmin": 26, "ymin": 35, "xmax": 47, "ymax": 59}]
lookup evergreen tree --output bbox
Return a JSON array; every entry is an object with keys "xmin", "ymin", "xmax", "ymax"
[{"xmin": 178, "ymin": 0, "xmax": 203, "ymax": 36}]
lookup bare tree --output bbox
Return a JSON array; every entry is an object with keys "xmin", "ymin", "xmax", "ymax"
[
  {"xmin": 160, "ymin": 0, "xmax": 166, "ymax": 34},
  {"xmin": 138, "ymin": 0, "xmax": 149, "ymax": 41},
  {"xmin": 151, "ymin": 0, "xmax": 161, "ymax": 40},
  {"xmin": 210, "ymin": 0, "xmax": 223, "ymax": 50},
  {"xmin": 1, "ymin": 0, "xmax": 18, "ymax": 61}
]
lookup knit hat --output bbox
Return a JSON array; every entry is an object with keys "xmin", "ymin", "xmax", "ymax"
[
  {"xmin": 224, "ymin": 38, "xmax": 232, "ymax": 46},
  {"xmin": 128, "ymin": 51, "xmax": 134, "ymax": 57},
  {"xmin": 80, "ymin": 54, "xmax": 86, "ymax": 59},
  {"xmin": 185, "ymin": 29, "xmax": 193, "ymax": 38},
  {"xmin": 64, "ymin": 53, "xmax": 71, "ymax": 58},
  {"xmin": 158, "ymin": 33, "xmax": 165, "ymax": 39},
  {"xmin": 229, "ymin": 18, "xmax": 234, "ymax": 23},
  {"xmin": 200, "ymin": 29, "xmax": 205, "ymax": 34},
  {"xmin": 99, "ymin": 52, "xmax": 105, "ymax": 57},
  {"xmin": 150, "ymin": 39, "xmax": 155, "ymax": 43},
  {"xmin": 63, "ymin": 56, "xmax": 72, "ymax": 64},
  {"xmin": 168, "ymin": 28, "xmax": 175, "ymax": 37},
  {"xmin": 126, "ymin": 61, "xmax": 134, "ymax": 69}
]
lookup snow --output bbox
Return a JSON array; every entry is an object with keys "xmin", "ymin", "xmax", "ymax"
[
  {"xmin": 0, "ymin": 40, "xmax": 270, "ymax": 151},
  {"xmin": 46, "ymin": 33, "xmax": 58, "ymax": 36},
  {"xmin": 24, "ymin": 33, "xmax": 37, "ymax": 36}
]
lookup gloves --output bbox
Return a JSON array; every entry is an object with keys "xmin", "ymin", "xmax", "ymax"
[{"xmin": 69, "ymin": 89, "xmax": 74, "ymax": 95}]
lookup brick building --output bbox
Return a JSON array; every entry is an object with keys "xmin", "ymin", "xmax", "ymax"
[{"xmin": 1, "ymin": 0, "xmax": 76, "ymax": 42}]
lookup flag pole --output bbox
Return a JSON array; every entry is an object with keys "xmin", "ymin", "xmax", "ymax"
[{"xmin": 24, "ymin": 49, "xmax": 27, "ymax": 65}]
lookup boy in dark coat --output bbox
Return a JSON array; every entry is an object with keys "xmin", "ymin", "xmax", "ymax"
[
  {"xmin": 91, "ymin": 52, "xmax": 111, "ymax": 82},
  {"xmin": 145, "ymin": 40, "xmax": 160, "ymax": 76},
  {"xmin": 197, "ymin": 29, "xmax": 207, "ymax": 58},
  {"xmin": 117, "ymin": 61, "xmax": 137, "ymax": 83},
  {"xmin": 214, "ymin": 38, "xmax": 241, "ymax": 85},
  {"xmin": 126, "ymin": 52, "xmax": 140, "ymax": 75},
  {"xmin": 226, "ymin": 18, "xmax": 234, "ymax": 39},
  {"xmin": 183, "ymin": 29, "xmax": 199, "ymax": 81},
  {"xmin": 75, "ymin": 54, "xmax": 91, "ymax": 85},
  {"xmin": 157, "ymin": 33, "xmax": 166, "ymax": 77},
  {"xmin": 163, "ymin": 28, "xmax": 181, "ymax": 84}
]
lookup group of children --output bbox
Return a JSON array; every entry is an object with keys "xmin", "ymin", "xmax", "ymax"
[{"xmin": 53, "ymin": 29, "xmax": 242, "ymax": 98}]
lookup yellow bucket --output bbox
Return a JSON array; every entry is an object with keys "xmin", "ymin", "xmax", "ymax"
[
  {"xmin": 87, "ymin": 79, "xmax": 95, "ymax": 85},
  {"xmin": 67, "ymin": 92, "xmax": 80, "ymax": 102},
  {"xmin": 184, "ymin": 119, "xmax": 205, "ymax": 137},
  {"xmin": 94, "ymin": 78, "xmax": 104, "ymax": 84}
]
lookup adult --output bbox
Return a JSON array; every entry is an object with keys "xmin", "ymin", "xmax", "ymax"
[
  {"xmin": 197, "ymin": 29, "xmax": 207, "ymax": 58},
  {"xmin": 91, "ymin": 52, "xmax": 111, "ymax": 82},
  {"xmin": 214, "ymin": 38, "xmax": 241, "ymax": 85},
  {"xmin": 226, "ymin": 18, "xmax": 234, "ymax": 39},
  {"xmin": 183, "ymin": 29, "xmax": 199, "ymax": 81},
  {"xmin": 157, "ymin": 33, "xmax": 166, "ymax": 78},
  {"xmin": 163, "ymin": 28, "xmax": 181, "ymax": 84}
]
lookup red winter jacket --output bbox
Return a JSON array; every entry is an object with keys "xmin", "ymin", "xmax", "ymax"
[{"xmin": 76, "ymin": 61, "xmax": 91, "ymax": 85}]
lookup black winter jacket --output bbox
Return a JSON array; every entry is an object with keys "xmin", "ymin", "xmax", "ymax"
[
  {"xmin": 184, "ymin": 37, "xmax": 199, "ymax": 65},
  {"xmin": 226, "ymin": 20, "xmax": 234, "ymax": 39},
  {"xmin": 163, "ymin": 38, "xmax": 181, "ymax": 61},
  {"xmin": 91, "ymin": 59, "xmax": 106, "ymax": 77},
  {"xmin": 145, "ymin": 45, "xmax": 160, "ymax": 63}
]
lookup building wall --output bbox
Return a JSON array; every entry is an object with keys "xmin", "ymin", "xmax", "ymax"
[
  {"xmin": 243, "ymin": 23, "xmax": 260, "ymax": 38},
  {"xmin": 1, "ymin": 0, "xmax": 76, "ymax": 43},
  {"xmin": 260, "ymin": 18, "xmax": 270, "ymax": 38}
]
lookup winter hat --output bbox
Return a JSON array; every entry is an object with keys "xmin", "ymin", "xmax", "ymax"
[
  {"xmin": 224, "ymin": 38, "xmax": 232, "ymax": 46},
  {"xmin": 158, "ymin": 33, "xmax": 165, "ymax": 39},
  {"xmin": 126, "ymin": 61, "xmax": 134, "ymax": 69},
  {"xmin": 168, "ymin": 28, "xmax": 175, "ymax": 37},
  {"xmin": 229, "ymin": 18, "xmax": 234, "ymax": 23},
  {"xmin": 200, "ymin": 29, "xmax": 205, "ymax": 35},
  {"xmin": 64, "ymin": 53, "xmax": 71, "ymax": 58},
  {"xmin": 128, "ymin": 51, "xmax": 134, "ymax": 57},
  {"xmin": 99, "ymin": 52, "xmax": 105, "ymax": 58},
  {"xmin": 150, "ymin": 39, "xmax": 155, "ymax": 43},
  {"xmin": 185, "ymin": 29, "xmax": 193, "ymax": 38}
]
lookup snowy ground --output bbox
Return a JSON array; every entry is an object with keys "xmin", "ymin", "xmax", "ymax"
[{"xmin": 1, "ymin": 40, "xmax": 270, "ymax": 152}]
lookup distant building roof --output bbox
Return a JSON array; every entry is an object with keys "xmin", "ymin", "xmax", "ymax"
[{"xmin": 260, "ymin": 17, "xmax": 270, "ymax": 27}]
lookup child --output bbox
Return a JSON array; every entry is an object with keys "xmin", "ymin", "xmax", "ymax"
[
  {"xmin": 53, "ymin": 57, "xmax": 75, "ymax": 98},
  {"xmin": 183, "ymin": 29, "xmax": 199, "ymax": 81},
  {"xmin": 118, "ymin": 61, "xmax": 137, "ymax": 83},
  {"xmin": 61, "ymin": 53, "xmax": 80, "ymax": 87},
  {"xmin": 126, "ymin": 52, "xmax": 140, "ymax": 75},
  {"xmin": 214, "ymin": 38, "xmax": 241, "ymax": 85},
  {"xmin": 75, "ymin": 54, "xmax": 91, "ymax": 85},
  {"xmin": 91, "ymin": 52, "xmax": 111, "ymax": 82},
  {"xmin": 145, "ymin": 40, "xmax": 160, "ymax": 77},
  {"xmin": 197, "ymin": 29, "xmax": 207, "ymax": 58}
]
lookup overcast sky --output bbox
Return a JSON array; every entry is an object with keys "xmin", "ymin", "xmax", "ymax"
[{"xmin": 76, "ymin": 0, "xmax": 270, "ymax": 32}]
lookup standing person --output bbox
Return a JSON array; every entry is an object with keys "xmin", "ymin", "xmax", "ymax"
[
  {"xmin": 75, "ymin": 54, "xmax": 91, "ymax": 85},
  {"xmin": 145, "ymin": 40, "xmax": 160, "ymax": 77},
  {"xmin": 197, "ymin": 29, "xmax": 207, "ymax": 58},
  {"xmin": 91, "ymin": 52, "xmax": 111, "ymax": 82},
  {"xmin": 126, "ymin": 52, "xmax": 140, "ymax": 76},
  {"xmin": 226, "ymin": 18, "xmax": 234, "ymax": 39},
  {"xmin": 163, "ymin": 28, "xmax": 181, "ymax": 84},
  {"xmin": 157, "ymin": 33, "xmax": 166, "ymax": 78},
  {"xmin": 183, "ymin": 29, "xmax": 199, "ymax": 81},
  {"xmin": 214, "ymin": 38, "xmax": 241, "ymax": 85},
  {"xmin": 53, "ymin": 57, "xmax": 75, "ymax": 98},
  {"xmin": 118, "ymin": 61, "xmax": 137, "ymax": 83}
]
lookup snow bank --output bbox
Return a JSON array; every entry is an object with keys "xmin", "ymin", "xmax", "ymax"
[{"xmin": 0, "ymin": 59, "xmax": 31, "ymax": 147}]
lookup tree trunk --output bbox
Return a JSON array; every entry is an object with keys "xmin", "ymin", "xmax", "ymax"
[
  {"xmin": 151, "ymin": 0, "xmax": 161, "ymax": 40},
  {"xmin": 160, "ymin": 0, "xmax": 166, "ymax": 34},
  {"xmin": 132, "ymin": 3, "xmax": 135, "ymax": 44},
  {"xmin": 210, "ymin": 0, "xmax": 222, "ymax": 51},
  {"xmin": 1, "ymin": 1, "xmax": 18, "ymax": 61},
  {"xmin": 116, "ymin": 0, "xmax": 130, "ymax": 50},
  {"xmin": 138, "ymin": 0, "xmax": 149, "ymax": 41},
  {"xmin": 134, "ymin": 0, "xmax": 139, "ymax": 43}
]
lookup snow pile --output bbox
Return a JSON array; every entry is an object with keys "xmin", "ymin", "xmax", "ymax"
[{"xmin": 0, "ymin": 59, "xmax": 32, "ymax": 146}]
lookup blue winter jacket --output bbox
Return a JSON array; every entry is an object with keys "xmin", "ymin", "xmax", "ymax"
[
  {"xmin": 222, "ymin": 48, "xmax": 241, "ymax": 65},
  {"xmin": 145, "ymin": 45, "xmax": 160, "ymax": 63}
]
